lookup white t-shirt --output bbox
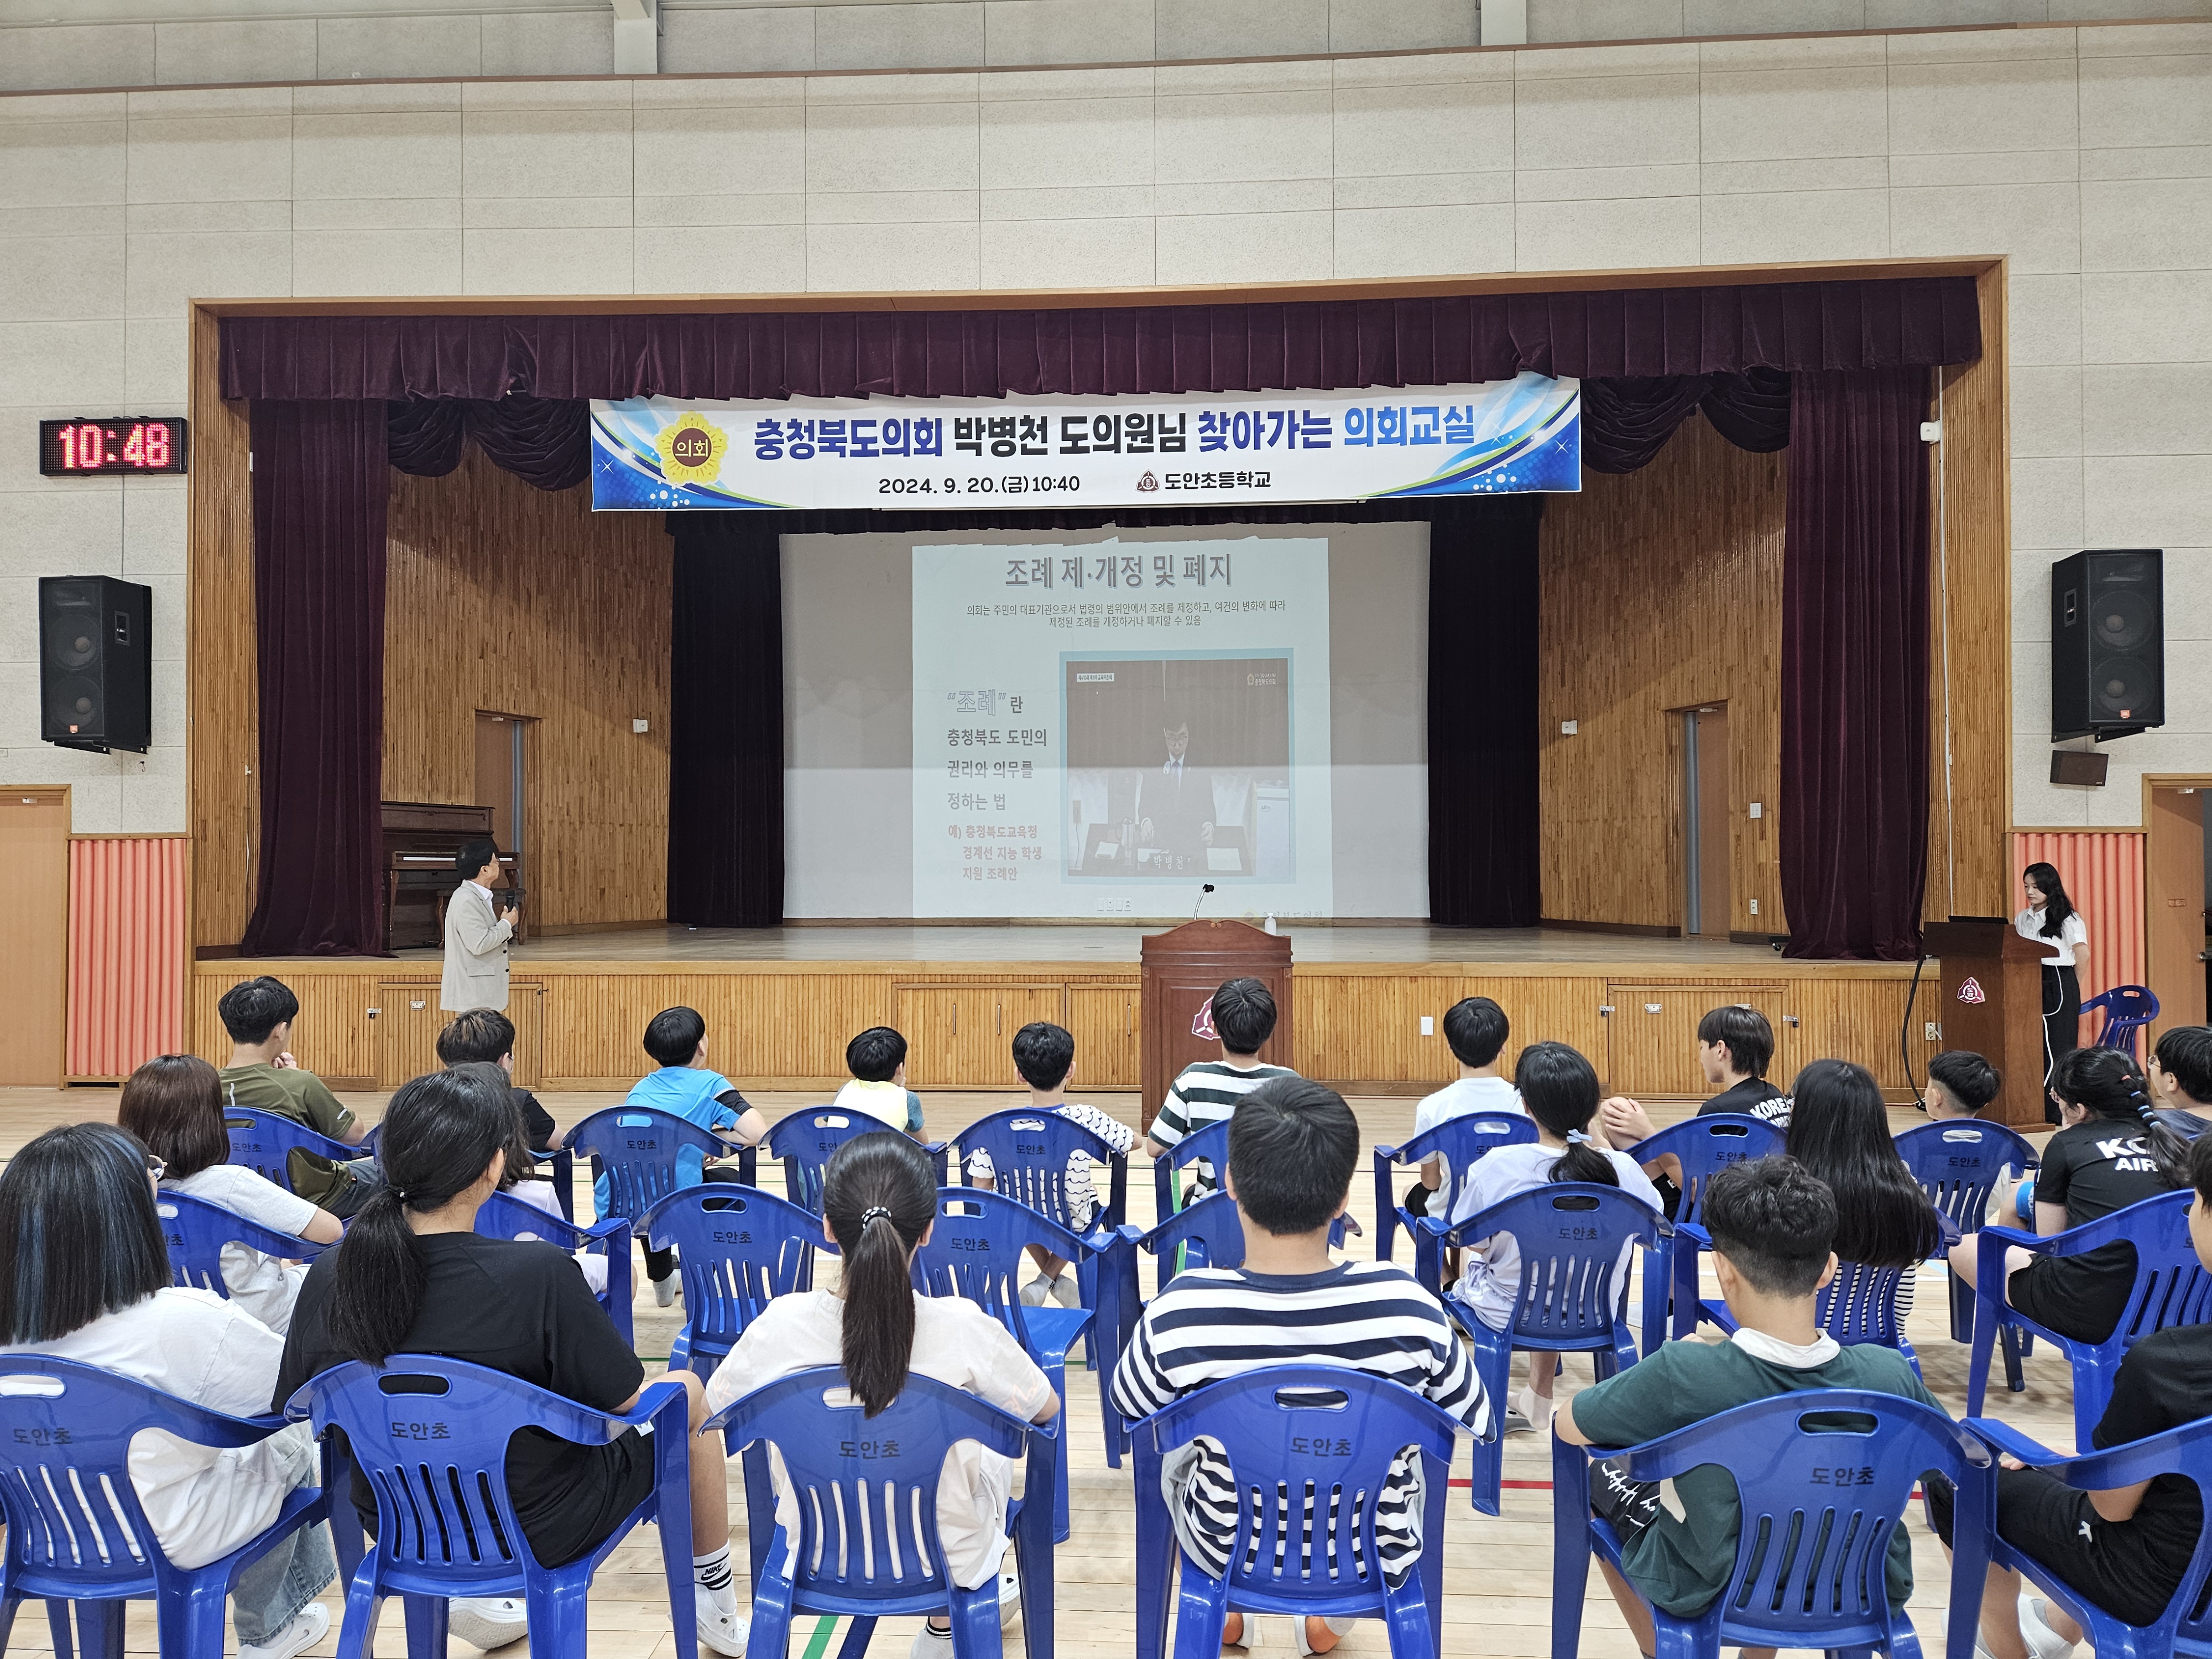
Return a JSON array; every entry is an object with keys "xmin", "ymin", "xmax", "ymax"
[
  {"xmin": 706, "ymin": 1290, "xmax": 1056, "ymax": 1589},
  {"xmin": 1412, "ymin": 1075, "xmax": 1526, "ymax": 1139},
  {"xmin": 2015, "ymin": 907, "xmax": 2088, "ymax": 968},
  {"xmin": 0, "ymin": 1288, "xmax": 317, "ymax": 1571},
  {"xmin": 1446, "ymin": 1142, "xmax": 1665, "ymax": 1331},
  {"xmin": 164, "ymin": 1164, "xmax": 320, "ymax": 1336}
]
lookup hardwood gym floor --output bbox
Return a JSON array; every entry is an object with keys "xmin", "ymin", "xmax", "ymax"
[{"xmin": 0, "ymin": 1088, "xmax": 2077, "ymax": 1657}]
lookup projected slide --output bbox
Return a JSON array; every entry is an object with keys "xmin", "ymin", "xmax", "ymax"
[{"xmin": 912, "ymin": 540, "xmax": 1333, "ymax": 919}]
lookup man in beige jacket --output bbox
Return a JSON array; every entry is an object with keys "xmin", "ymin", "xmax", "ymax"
[{"xmin": 440, "ymin": 837, "xmax": 516, "ymax": 1013}]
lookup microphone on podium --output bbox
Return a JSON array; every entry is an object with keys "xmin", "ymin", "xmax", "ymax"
[{"xmin": 1193, "ymin": 882, "xmax": 1216, "ymax": 919}]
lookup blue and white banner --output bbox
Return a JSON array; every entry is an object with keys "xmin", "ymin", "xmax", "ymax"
[{"xmin": 589, "ymin": 374, "xmax": 1579, "ymax": 511}]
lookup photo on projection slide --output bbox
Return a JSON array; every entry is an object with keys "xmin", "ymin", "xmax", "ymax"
[{"xmin": 1063, "ymin": 656, "xmax": 1293, "ymax": 883}]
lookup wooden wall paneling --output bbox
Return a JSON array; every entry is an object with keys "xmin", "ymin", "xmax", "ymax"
[
  {"xmin": 1604, "ymin": 984, "xmax": 1790, "ymax": 1098},
  {"xmin": 1790, "ymin": 975, "xmax": 1941, "ymax": 1098},
  {"xmin": 0, "ymin": 789, "xmax": 70, "ymax": 1086},
  {"xmin": 383, "ymin": 449, "xmax": 674, "ymax": 931},
  {"xmin": 374, "ymin": 981, "xmax": 445, "ymax": 1088},
  {"xmin": 1067, "ymin": 984, "xmax": 1140, "ymax": 1088},
  {"xmin": 186, "ymin": 306, "xmax": 258, "ymax": 950},
  {"xmin": 1937, "ymin": 265, "xmax": 2012, "ymax": 917},
  {"xmin": 1539, "ymin": 416, "xmax": 1787, "ymax": 934},
  {"xmin": 895, "ymin": 983, "xmax": 1067, "ymax": 1087},
  {"xmin": 192, "ymin": 966, "xmax": 384, "ymax": 1089}
]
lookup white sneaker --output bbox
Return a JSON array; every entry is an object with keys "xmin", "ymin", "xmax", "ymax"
[
  {"xmin": 1048, "ymin": 1275, "xmax": 1082, "ymax": 1311},
  {"xmin": 2022, "ymin": 1598, "xmax": 2078, "ymax": 1659},
  {"xmin": 1018, "ymin": 1276, "xmax": 1053, "ymax": 1307},
  {"xmin": 654, "ymin": 1272, "xmax": 679, "ymax": 1308},
  {"xmin": 906, "ymin": 1572, "xmax": 1021, "ymax": 1658},
  {"xmin": 696, "ymin": 1591, "xmax": 748, "ymax": 1657},
  {"xmin": 446, "ymin": 1597, "xmax": 528, "ymax": 1651},
  {"xmin": 239, "ymin": 1601, "xmax": 329, "ymax": 1659}
]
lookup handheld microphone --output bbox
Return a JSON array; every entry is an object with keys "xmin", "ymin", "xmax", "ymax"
[{"xmin": 1193, "ymin": 882, "xmax": 1215, "ymax": 919}]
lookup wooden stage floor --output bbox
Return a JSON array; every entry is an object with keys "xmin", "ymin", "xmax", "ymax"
[
  {"xmin": 390, "ymin": 924, "xmax": 1807, "ymax": 971},
  {"xmin": 0, "ymin": 1086, "xmax": 2072, "ymax": 1658}
]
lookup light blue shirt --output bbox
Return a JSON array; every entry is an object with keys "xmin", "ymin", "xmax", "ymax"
[{"xmin": 593, "ymin": 1065, "xmax": 740, "ymax": 1213}]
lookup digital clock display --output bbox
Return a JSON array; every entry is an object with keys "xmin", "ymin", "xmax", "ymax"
[{"xmin": 39, "ymin": 418, "xmax": 189, "ymax": 476}]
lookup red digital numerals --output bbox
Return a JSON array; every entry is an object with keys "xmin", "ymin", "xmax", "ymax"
[{"xmin": 54, "ymin": 422, "xmax": 174, "ymax": 471}]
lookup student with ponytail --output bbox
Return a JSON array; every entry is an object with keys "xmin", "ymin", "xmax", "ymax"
[
  {"xmin": 274, "ymin": 1069, "xmax": 747, "ymax": 1657},
  {"xmin": 1445, "ymin": 1041, "xmax": 1663, "ymax": 1436},
  {"xmin": 1947, "ymin": 1046, "xmax": 2189, "ymax": 1347},
  {"xmin": 707, "ymin": 1133, "xmax": 1058, "ymax": 1659}
]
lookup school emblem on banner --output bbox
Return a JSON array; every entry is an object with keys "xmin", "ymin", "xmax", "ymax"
[
  {"xmin": 656, "ymin": 413, "xmax": 729, "ymax": 485},
  {"xmin": 1958, "ymin": 977, "xmax": 1987, "ymax": 1005}
]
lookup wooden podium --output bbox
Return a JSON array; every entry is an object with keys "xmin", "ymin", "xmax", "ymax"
[
  {"xmin": 1925, "ymin": 919, "xmax": 2051, "ymax": 1130},
  {"xmin": 1139, "ymin": 919, "xmax": 1292, "ymax": 1133}
]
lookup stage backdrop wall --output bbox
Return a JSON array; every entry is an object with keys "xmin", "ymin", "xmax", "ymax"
[
  {"xmin": 785, "ymin": 521, "xmax": 1426, "ymax": 920},
  {"xmin": 384, "ymin": 448, "xmax": 672, "ymax": 931}
]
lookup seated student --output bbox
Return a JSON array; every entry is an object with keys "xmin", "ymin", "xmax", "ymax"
[
  {"xmin": 216, "ymin": 974, "xmax": 377, "ymax": 1216},
  {"xmin": 2148, "ymin": 1024, "xmax": 2212, "ymax": 1139},
  {"xmin": 439, "ymin": 1006, "xmax": 571, "ymax": 1198},
  {"xmin": 119, "ymin": 1052, "xmax": 343, "ymax": 1335},
  {"xmin": 623, "ymin": 1005, "xmax": 771, "ymax": 1306},
  {"xmin": 1947, "ymin": 1046, "xmax": 2190, "ymax": 1347},
  {"xmin": 1600, "ymin": 1005, "xmax": 1790, "ymax": 1209},
  {"xmin": 1558, "ymin": 1156, "xmax": 1943, "ymax": 1657},
  {"xmin": 1145, "ymin": 977, "xmax": 1298, "ymax": 1201},
  {"xmin": 1785, "ymin": 1058, "xmax": 1946, "ymax": 1321},
  {"xmin": 1446, "ymin": 1041, "xmax": 1661, "ymax": 1437},
  {"xmin": 1923, "ymin": 1048, "xmax": 2002, "ymax": 1120},
  {"xmin": 963, "ymin": 1020, "xmax": 1135, "ymax": 1308},
  {"xmin": 832, "ymin": 1026, "xmax": 928, "ymax": 1136},
  {"xmin": 275, "ymin": 1068, "xmax": 748, "ymax": 1656},
  {"xmin": 1113, "ymin": 1077, "xmax": 1488, "ymax": 1657},
  {"xmin": 0, "ymin": 1123, "xmax": 336, "ymax": 1659},
  {"xmin": 1928, "ymin": 1128, "xmax": 2212, "ymax": 1659},
  {"xmin": 1403, "ymin": 995, "xmax": 1524, "ymax": 1217},
  {"xmin": 708, "ymin": 1132, "xmax": 1057, "ymax": 1657}
]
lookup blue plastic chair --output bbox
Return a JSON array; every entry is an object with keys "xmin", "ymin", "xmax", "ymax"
[
  {"xmin": 954, "ymin": 1104, "xmax": 1130, "ymax": 1238},
  {"xmin": 1370, "ymin": 1112, "xmax": 1538, "ymax": 1264},
  {"xmin": 286, "ymin": 1355, "xmax": 697, "ymax": 1659},
  {"xmin": 1684, "ymin": 1228, "xmax": 1929, "ymax": 1374},
  {"xmin": 912, "ymin": 1187, "xmax": 1100, "ymax": 1541},
  {"xmin": 1620, "ymin": 1114, "xmax": 1785, "ymax": 1350},
  {"xmin": 222, "ymin": 1106, "xmax": 359, "ymax": 1198},
  {"xmin": 1969, "ymin": 1413, "xmax": 2212, "ymax": 1658},
  {"xmin": 474, "ymin": 1187, "xmax": 638, "ymax": 1349},
  {"xmin": 1151, "ymin": 1118, "xmax": 1230, "ymax": 1219},
  {"xmin": 569, "ymin": 1104, "xmax": 754, "ymax": 1224},
  {"xmin": 158, "ymin": 1187, "xmax": 333, "ymax": 1302},
  {"xmin": 638, "ymin": 1185, "xmax": 832, "ymax": 1378},
  {"xmin": 1968, "ymin": 1187, "xmax": 2212, "ymax": 1447},
  {"xmin": 0, "ymin": 1356, "xmax": 339, "ymax": 1658},
  {"xmin": 2082, "ymin": 984, "xmax": 2161, "ymax": 1057},
  {"xmin": 1128, "ymin": 1366, "xmax": 1463, "ymax": 1659},
  {"xmin": 708, "ymin": 1367, "xmax": 1060, "ymax": 1659},
  {"xmin": 765, "ymin": 1108, "xmax": 946, "ymax": 1214},
  {"xmin": 1895, "ymin": 1119, "xmax": 2042, "ymax": 1343},
  {"xmin": 1553, "ymin": 1388, "xmax": 1994, "ymax": 1659},
  {"xmin": 1417, "ymin": 1184, "xmax": 1669, "ymax": 1516}
]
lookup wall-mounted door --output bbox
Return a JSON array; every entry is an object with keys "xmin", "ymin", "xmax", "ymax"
[
  {"xmin": 1605, "ymin": 983, "xmax": 1789, "ymax": 1098},
  {"xmin": 894, "ymin": 984, "xmax": 1067, "ymax": 1087},
  {"xmin": 0, "ymin": 789, "xmax": 69, "ymax": 1085},
  {"xmin": 1068, "ymin": 985, "xmax": 1140, "ymax": 1088},
  {"xmin": 1682, "ymin": 706, "xmax": 1731, "ymax": 937},
  {"xmin": 2147, "ymin": 783, "xmax": 2209, "ymax": 1041},
  {"xmin": 474, "ymin": 712, "xmax": 528, "ymax": 865}
]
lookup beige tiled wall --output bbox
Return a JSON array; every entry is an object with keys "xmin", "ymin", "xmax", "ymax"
[{"xmin": 0, "ymin": 21, "xmax": 2205, "ymax": 835}]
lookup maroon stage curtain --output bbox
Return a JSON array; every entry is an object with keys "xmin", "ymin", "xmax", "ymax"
[
  {"xmin": 221, "ymin": 279, "xmax": 1981, "ymax": 402},
  {"xmin": 240, "ymin": 400, "xmax": 390, "ymax": 956},
  {"xmin": 1780, "ymin": 368, "xmax": 1932, "ymax": 961},
  {"xmin": 387, "ymin": 394, "xmax": 588, "ymax": 491},
  {"xmin": 1580, "ymin": 369, "xmax": 1790, "ymax": 473}
]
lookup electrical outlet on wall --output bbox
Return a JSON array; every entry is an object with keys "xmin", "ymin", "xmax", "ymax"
[
  {"xmin": 1925, "ymin": 1022, "xmax": 1941, "ymax": 1041},
  {"xmin": 1749, "ymin": 899, "xmax": 1759, "ymax": 915},
  {"xmin": 1420, "ymin": 1015, "xmax": 1434, "ymax": 1036}
]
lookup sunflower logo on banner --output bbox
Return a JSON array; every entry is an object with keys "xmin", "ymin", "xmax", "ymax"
[{"xmin": 656, "ymin": 414, "xmax": 729, "ymax": 485}]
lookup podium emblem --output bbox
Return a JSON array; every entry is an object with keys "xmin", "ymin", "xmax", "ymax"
[
  {"xmin": 1957, "ymin": 977, "xmax": 1987, "ymax": 1005},
  {"xmin": 1191, "ymin": 997, "xmax": 1218, "ymax": 1040}
]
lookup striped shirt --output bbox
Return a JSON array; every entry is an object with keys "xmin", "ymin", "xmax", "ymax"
[
  {"xmin": 1149, "ymin": 1061, "xmax": 1300, "ymax": 1197},
  {"xmin": 1109, "ymin": 1262, "xmax": 1488, "ymax": 1582},
  {"xmin": 963, "ymin": 1101, "xmax": 1135, "ymax": 1229}
]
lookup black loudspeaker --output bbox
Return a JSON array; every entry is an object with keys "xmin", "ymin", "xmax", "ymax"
[
  {"xmin": 2051, "ymin": 549, "xmax": 2163, "ymax": 742},
  {"xmin": 39, "ymin": 576, "xmax": 151, "ymax": 754}
]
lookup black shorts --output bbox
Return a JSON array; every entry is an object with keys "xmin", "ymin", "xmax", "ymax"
[
  {"xmin": 2007, "ymin": 1253, "xmax": 2133, "ymax": 1347},
  {"xmin": 1927, "ymin": 1467, "xmax": 2179, "ymax": 1628}
]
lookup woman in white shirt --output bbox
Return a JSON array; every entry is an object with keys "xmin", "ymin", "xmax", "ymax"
[
  {"xmin": 2017, "ymin": 861, "xmax": 2091, "ymax": 1113},
  {"xmin": 119, "ymin": 1055, "xmax": 343, "ymax": 1335},
  {"xmin": 0, "ymin": 1122, "xmax": 335, "ymax": 1659}
]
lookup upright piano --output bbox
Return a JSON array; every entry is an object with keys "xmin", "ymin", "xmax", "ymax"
[{"xmin": 380, "ymin": 801, "xmax": 524, "ymax": 952}]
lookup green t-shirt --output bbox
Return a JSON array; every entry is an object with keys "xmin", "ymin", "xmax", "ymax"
[
  {"xmin": 1568, "ymin": 1336, "xmax": 1942, "ymax": 1618},
  {"xmin": 217, "ymin": 1063, "xmax": 357, "ymax": 1141}
]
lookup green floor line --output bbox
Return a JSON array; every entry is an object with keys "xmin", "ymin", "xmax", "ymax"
[{"xmin": 799, "ymin": 1614, "xmax": 841, "ymax": 1659}]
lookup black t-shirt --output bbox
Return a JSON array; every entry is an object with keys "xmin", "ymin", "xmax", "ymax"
[
  {"xmin": 513, "ymin": 1086, "xmax": 558, "ymax": 1151},
  {"xmin": 2092, "ymin": 1322, "xmax": 2212, "ymax": 1592},
  {"xmin": 276, "ymin": 1232, "xmax": 645, "ymax": 1551},
  {"xmin": 1698, "ymin": 1078, "xmax": 1791, "ymax": 1125},
  {"xmin": 2031, "ymin": 1118, "xmax": 2177, "ymax": 1312}
]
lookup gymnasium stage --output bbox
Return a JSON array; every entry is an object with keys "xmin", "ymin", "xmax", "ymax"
[{"xmin": 188, "ymin": 925, "xmax": 1939, "ymax": 1102}]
